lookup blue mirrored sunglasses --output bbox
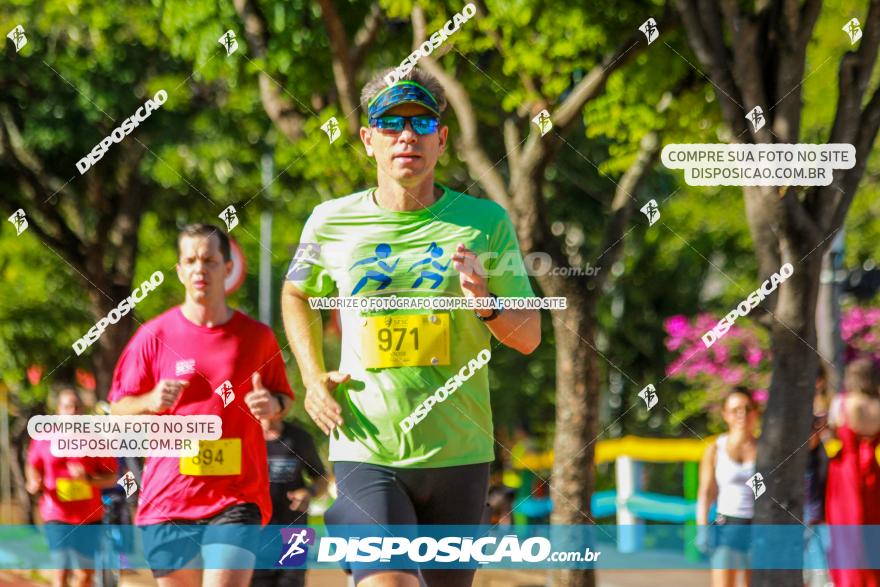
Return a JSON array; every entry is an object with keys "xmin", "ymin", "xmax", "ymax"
[{"xmin": 369, "ymin": 115, "xmax": 440, "ymax": 135}]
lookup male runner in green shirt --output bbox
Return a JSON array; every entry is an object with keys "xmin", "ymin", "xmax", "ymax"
[{"xmin": 281, "ymin": 67, "xmax": 540, "ymax": 587}]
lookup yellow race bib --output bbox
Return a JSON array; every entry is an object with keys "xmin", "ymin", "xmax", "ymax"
[
  {"xmin": 361, "ymin": 313, "xmax": 450, "ymax": 369},
  {"xmin": 56, "ymin": 478, "xmax": 93, "ymax": 502},
  {"xmin": 179, "ymin": 439, "xmax": 241, "ymax": 476}
]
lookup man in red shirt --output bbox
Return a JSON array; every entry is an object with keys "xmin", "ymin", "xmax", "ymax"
[
  {"xmin": 26, "ymin": 387, "xmax": 118, "ymax": 587},
  {"xmin": 109, "ymin": 224, "xmax": 294, "ymax": 587}
]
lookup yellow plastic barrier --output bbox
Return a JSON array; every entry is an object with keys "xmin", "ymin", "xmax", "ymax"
[
  {"xmin": 508, "ymin": 436, "xmax": 879, "ymax": 472},
  {"xmin": 515, "ymin": 452, "xmax": 555, "ymax": 471},
  {"xmin": 509, "ymin": 436, "xmax": 716, "ymax": 471},
  {"xmin": 594, "ymin": 436, "xmax": 716, "ymax": 464}
]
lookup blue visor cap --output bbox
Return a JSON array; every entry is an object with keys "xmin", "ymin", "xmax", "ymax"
[{"xmin": 368, "ymin": 81, "xmax": 441, "ymax": 121}]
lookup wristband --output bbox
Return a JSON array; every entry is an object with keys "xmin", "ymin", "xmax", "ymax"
[{"xmin": 476, "ymin": 294, "xmax": 502, "ymax": 322}]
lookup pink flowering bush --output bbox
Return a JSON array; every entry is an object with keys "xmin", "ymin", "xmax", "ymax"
[
  {"xmin": 665, "ymin": 306, "xmax": 880, "ymax": 424},
  {"xmin": 664, "ymin": 314, "xmax": 771, "ymax": 416},
  {"xmin": 841, "ymin": 306, "xmax": 880, "ymax": 363}
]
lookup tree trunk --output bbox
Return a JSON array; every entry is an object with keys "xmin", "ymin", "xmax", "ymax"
[
  {"xmin": 11, "ymin": 404, "xmax": 43, "ymax": 524},
  {"xmin": 9, "ymin": 436, "xmax": 32, "ymax": 524},
  {"xmin": 88, "ymin": 284, "xmax": 136, "ymax": 399},
  {"xmin": 750, "ymin": 222, "xmax": 823, "ymax": 586},
  {"xmin": 93, "ymin": 320, "xmax": 134, "ymax": 400},
  {"xmin": 549, "ymin": 291, "xmax": 598, "ymax": 587}
]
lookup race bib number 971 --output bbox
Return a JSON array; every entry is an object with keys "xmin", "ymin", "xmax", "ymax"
[{"xmin": 361, "ymin": 313, "xmax": 450, "ymax": 369}]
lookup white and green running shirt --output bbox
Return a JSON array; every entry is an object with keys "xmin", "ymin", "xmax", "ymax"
[{"xmin": 290, "ymin": 183, "xmax": 535, "ymax": 467}]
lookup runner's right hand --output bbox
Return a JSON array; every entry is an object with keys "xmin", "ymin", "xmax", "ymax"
[
  {"xmin": 149, "ymin": 379, "xmax": 188, "ymax": 413},
  {"xmin": 695, "ymin": 525, "xmax": 710, "ymax": 554},
  {"xmin": 305, "ymin": 372, "xmax": 348, "ymax": 435},
  {"xmin": 67, "ymin": 462, "xmax": 87, "ymax": 480},
  {"xmin": 25, "ymin": 473, "xmax": 42, "ymax": 495},
  {"xmin": 287, "ymin": 488, "xmax": 311, "ymax": 512}
]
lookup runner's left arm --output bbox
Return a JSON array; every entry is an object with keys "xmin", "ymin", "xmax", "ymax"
[
  {"xmin": 250, "ymin": 327, "xmax": 296, "ymax": 420},
  {"xmin": 478, "ymin": 307, "xmax": 541, "ymax": 355},
  {"xmin": 453, "ymin": 243, "xmax": 541, "ymax": 355},
  {"xmin": 25, "ymin": 444, "xmax": 43, "ymax": 495},
  {"xmin": 87, "ymin": 457, "xmax": 120, "ymax": 489},
  {"xmin": 280, "ymin": 283, "xmax": 348, "ymax": 434},
  {"xmin": 108, "ymin": 327, "xmax": 176, "ymax": 415},
  {"xmin": 87, "ymin": 473, "xmax": 119, "ymax": 489}
]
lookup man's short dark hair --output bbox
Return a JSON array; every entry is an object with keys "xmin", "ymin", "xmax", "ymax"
[{"xmin": 178, "ymin": 223, "xmax": 231, "ymax": 262}]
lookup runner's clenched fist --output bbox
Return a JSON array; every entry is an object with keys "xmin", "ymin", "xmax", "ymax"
[
  {"xmin": 452, "ymin": 243, "xmax": 489, "ymax": 299},
  {"xmin": 148, "ymin": 379, "xmax": 188, "ymax": 413}
]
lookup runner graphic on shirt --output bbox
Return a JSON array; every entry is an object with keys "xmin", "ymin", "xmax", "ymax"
[
  {"xmin": 408, "ymin": 242, "xmax": 450, "ymax": 289},
  {"xmin": 350, "ymin": 243, "xmax": 400, "ymax": 295}
]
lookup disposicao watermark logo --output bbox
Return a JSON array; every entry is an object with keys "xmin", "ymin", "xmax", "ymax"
[
  {"xmin": 7, "ymin": 25, "xmax": 26, "ymax": 52},
  {"xmin": 219, "ymin": 205, "xmax": 238, "ymax": 231},
  {"xmin": 746, "ymin": 105, "xmax": 765, "ymax": 132},
  {"xmin": 638, "ymin": 384, "xmax": 658, "ymax": 411},
  {"xmin": 118, "ymin": 471, "xmax": 138, "ymax": 497},
  {"xmin": 316, "ymin": 535, "xmax": 601, "ymax": 565},
  {"xmin": 215, "ymin": 380, "xmax": 235, "ymax": 408},
  {"xmin": 219, "ymin": 30, "xmax": 238, "ymax": 55},
  {"xmin": 27, "ymin": 415, "xmax": 219, "ymax": 457},
  {"xmin": 278, "ymin": 528, "xmax": 315, "ymax": 567},
  {"xmin": 639, "ymin": 18, "xmax": 659, "ymax": 44},
  {"xmin": 661, "ymin": 144, "xmax": 855, "ymax": 187},
  {"xmin": 843, "ymin": 18, "xmax": 862, "ymax": 45},
  {"xmin": 640, "ymin": 199, "xmax": 660, "ymax": 226},
  {"xmin": 701, "ymin": 263, "xmax": 793, "ymax": 348},
  {"xmin": 309, "ymin": 297, "xmax": 567, "ymax": 312},
  {"xmin": 73, "ymin": 271, "xmax": 164, "ymax": 355},
  {"xmin": 533, "ymin": 110, "xmax": 552, "ymax": 137},
  {"xmin": 8, "ymin": 209, "xmax": 28, "ymax": 236},
  {"xmin": 400, "ymin": 348, "xmax": 491, "ymax": 433},
  {"xmin": 321, "ymin": 117, "xmax": 340, "ymax": 143},
  {"xmin": 748, "ymin": 472, "xmax": 766, "ymax": 499},
  {"xmin": 384, "ymin": 3, "xmax": 477, "ymax": 86},
  {"xmin": 76, "ymin": 90, "xmax": 168, "ymax": 175},
  {"xmin": 298, "ymin": 242, "xmax": 596, "ymax": 281}
]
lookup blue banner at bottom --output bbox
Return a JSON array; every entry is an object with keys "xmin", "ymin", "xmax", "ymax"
[{"xmin": 0, "ymin": 524, "xmax": 878, "ymax": 570}]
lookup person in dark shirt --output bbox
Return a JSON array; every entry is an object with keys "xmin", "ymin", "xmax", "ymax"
[
  {"xmin": 253, "ymin": 418, "xmax": 327, "ymax": 587},
  {"xmin": 803, "ymin": 370, "xmax": 831, "ymax": 586},
  {"xmin": 804, "ymin": 411, "xmax": 829, "ymax": 526}
]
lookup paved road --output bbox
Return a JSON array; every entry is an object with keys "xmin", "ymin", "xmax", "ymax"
[
  {"xmin": 296, "ymin": 569, "xmax": 712, "ymax": 587},
  {"xmin": 0, "ymin": 567, "xmax": 712, "ymax": 586}
]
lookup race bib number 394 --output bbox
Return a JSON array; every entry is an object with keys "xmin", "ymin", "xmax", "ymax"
[
  {"xmin": 361, "ymin": 313, "xmax": 450, "ymax": 369},
  {"xmin": 179, "ymin": 438, "xmax": 241, "ymax": 476}
]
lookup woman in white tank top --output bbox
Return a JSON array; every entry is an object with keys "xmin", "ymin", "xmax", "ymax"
[
  {"xmin": 697, "ymin": 388, "xmax": 759, "ymax": 587},
  {"xmin": 714, "ymin": 434, "xmax": 756, "ymax": 518}
]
